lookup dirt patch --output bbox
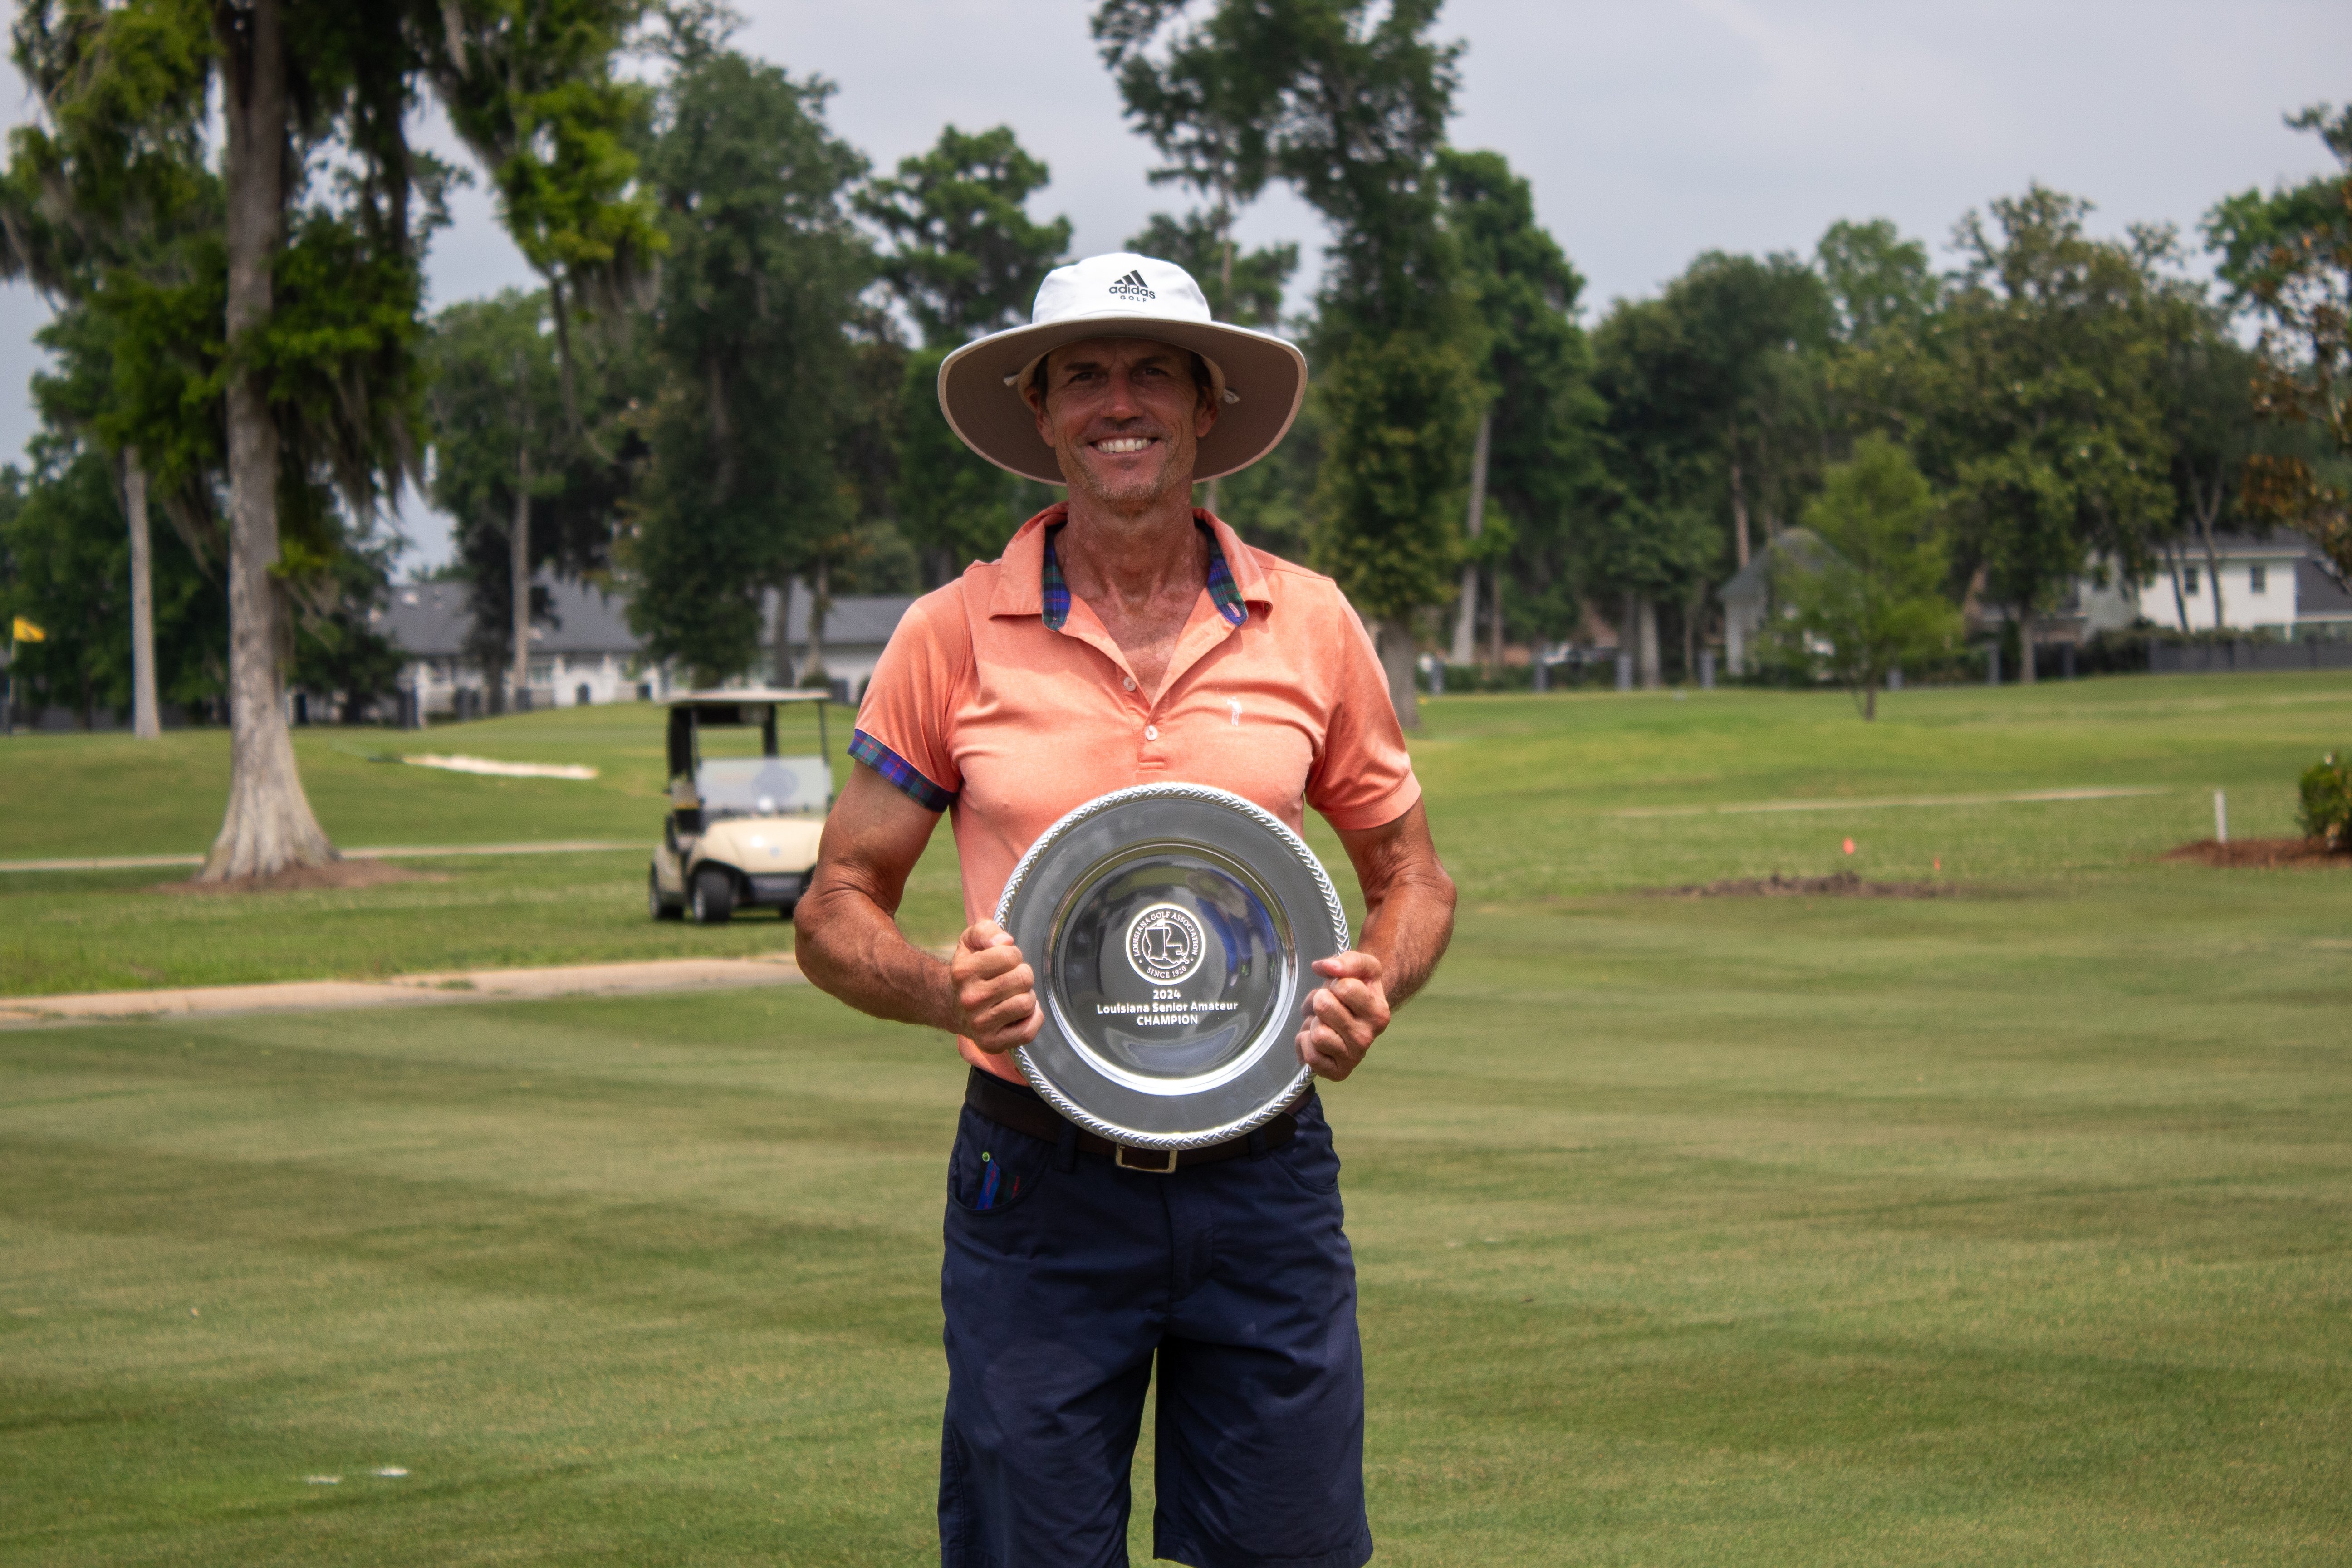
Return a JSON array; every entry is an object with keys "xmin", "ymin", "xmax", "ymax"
[
  {"xmin": 1654, "ymin": 870, "xmax": 1954, "ymax": 899},
  {"xmin": 2160, "ymin": 838, "xmax": 2352, "ymax": 869},
  {"xmin": 150, "ymin": 858, "xmax": 442, "ymax": 896}
]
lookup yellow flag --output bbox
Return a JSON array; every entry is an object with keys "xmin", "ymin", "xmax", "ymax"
[{"xmin": 11, "ymin": 616, "xmax": 44, "ymax": 643}]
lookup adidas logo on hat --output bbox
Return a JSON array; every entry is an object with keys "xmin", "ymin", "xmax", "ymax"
[{"xmin": 1107, "ymin": 269, "xmax": 1156, "ymax": 302}]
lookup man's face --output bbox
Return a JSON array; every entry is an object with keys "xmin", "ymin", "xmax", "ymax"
[{"xmin": 1024, "ymin": 337, "xmax": 1219, "ymax": 510}]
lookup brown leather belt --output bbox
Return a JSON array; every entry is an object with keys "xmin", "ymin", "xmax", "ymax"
[{"xmin": 963, "ymin": 1066, "xmax": 1304, "ymax": 1173}]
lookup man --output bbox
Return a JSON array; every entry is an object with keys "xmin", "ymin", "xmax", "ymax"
[{"xmin": 795, "ymin": 252, "xmax": 1455, "ymax": 1568}]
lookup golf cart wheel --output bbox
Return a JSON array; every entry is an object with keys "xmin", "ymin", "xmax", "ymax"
[
  {"xmin": 649, "ymin": 867, "xmax": 682, "ymax": 921},
  {"xmin": 691, "ymin": 866, "xmax": 735, "ymax": 925}
]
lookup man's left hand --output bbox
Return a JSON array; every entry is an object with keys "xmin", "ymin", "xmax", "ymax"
[{"xmin": 1297, "ymin": 951, "xmax": 1391, "ymax": 1081}]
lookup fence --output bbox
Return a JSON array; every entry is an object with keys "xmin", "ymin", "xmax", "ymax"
[{"xmin": 2149, "ymin": 639, "xmax": 2352, "ymax": 674}]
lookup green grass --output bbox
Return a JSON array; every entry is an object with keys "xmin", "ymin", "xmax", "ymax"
[
  {"xmin": 0, "ymin": 703, "xmax": 954, "ymax": 997},
  {"xmin": 0, "ymin": 701, "xmax": 845, "ymax": 859},
  {"xmin": 4, "ymin": 872, "xmax": 2347, "ymax": 1564},
  {"xmin": 2, "ymin": 671, "xmax": 2347, "ymax": 996}
]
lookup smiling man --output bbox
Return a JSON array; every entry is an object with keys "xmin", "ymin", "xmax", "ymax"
[{"xmin": 794, "ymin": 252, "xmax": 1456, "ymax": 1568}]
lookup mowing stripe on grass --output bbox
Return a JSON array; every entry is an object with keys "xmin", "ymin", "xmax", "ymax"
[
  {"xmin": 0, "ymin": 839, "xmax": 639, "ymax": 873},
  {"xmin": 1614, "ymin": 785, "xmax": 2168, "ymax": 818}
]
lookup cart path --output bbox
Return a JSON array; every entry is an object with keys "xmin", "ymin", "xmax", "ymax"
[
  {"xmin": 0, "ymin": 953, "xmax": 804, "ymax": 1029},
  {"xmin": 0, "ymin": 840, "xmax": 639, "ymax": 873}
]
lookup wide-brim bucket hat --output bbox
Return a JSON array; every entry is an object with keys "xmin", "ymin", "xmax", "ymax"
[{"xmin": 937, "ymin": 251, "xmax": 1307, "ymax": 485}]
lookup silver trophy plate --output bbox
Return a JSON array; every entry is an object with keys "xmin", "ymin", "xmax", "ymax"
[{"xmin": 995, "ymin": 783, "xmax": 1350, "ymax": 1151}]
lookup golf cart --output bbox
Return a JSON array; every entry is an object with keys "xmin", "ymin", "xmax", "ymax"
[{"xmin": 649, "ymin": 690, "xmax": 835, "ymax": 924}]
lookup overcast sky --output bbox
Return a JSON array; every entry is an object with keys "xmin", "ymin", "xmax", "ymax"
[{"xmin": 4, "ymin": 0, "xmax": 2345, "ymax": 571}]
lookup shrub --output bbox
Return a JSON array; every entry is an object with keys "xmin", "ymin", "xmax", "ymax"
[{"xmin": 2300, "ymin": 752, "xmax": 2352, "ymax": 850}]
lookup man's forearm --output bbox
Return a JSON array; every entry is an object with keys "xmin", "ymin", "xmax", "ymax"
[
  {"xmin": 1357, "ymin": 866, "xmax": 1455, "ymax": 1008},
  {"xmin": 795, "ymin": 879, "xmax": 959, "ymax": 1034}
]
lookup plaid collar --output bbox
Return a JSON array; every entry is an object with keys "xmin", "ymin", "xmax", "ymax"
[{"xmin": 1041, "ymin": 517, "xmax": 1249, "ymax": 632}]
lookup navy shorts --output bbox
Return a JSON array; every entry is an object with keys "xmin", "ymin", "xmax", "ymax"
[{"xmin": 938, "ymin": 1080, "xmax": 1372, "ymax": 1568}]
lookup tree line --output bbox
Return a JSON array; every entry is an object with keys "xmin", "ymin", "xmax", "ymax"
[{"xmin": 1, "ymin": 0, "xmax": 2347, "ymax": 877}]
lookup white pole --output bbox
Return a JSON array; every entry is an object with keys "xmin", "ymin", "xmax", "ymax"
[{"xmin": 2214, "ymin": 789, "xmax": 2228, "ymax": 845}]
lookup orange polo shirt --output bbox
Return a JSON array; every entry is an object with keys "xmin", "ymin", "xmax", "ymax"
[{"xmin": 850, "ymin": 503, "xmax": 1421, "ymax": 1082}]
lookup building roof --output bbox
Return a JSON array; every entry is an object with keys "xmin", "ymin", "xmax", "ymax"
[
  {"xmin": 378, "ymin": 577, "xmax": 640, "ymax": 658},
  {"xmin": 2298, "ymin": 557, "xmax": 2352, "ymax": 618},
  {"xmin": 1719, "ymin": 528, "xmax": 1833, "ymax": 606},
  {"xmin": 379, "ymin": 575, "xmax": 918, "ymax": 662},
  {"xmin": 2171, "ymin": 529, "xmax": 2327, "ymax": 560},
  {"xmin": 775, "ymin": 580, "xmax": 916, "ymax": 647}
]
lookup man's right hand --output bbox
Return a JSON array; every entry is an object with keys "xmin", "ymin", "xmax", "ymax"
[{"xmin": 951, "ymin": 920, "xmax": 1041, "ymax": 1054}]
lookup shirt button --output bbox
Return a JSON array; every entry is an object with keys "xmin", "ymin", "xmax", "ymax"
[
  {"xmin": 1122, "ymin": 676, "xmax": 1137, "ymax": 691},
  {"xmin": 1144, "ymin": 725, "xmax": 1159, "ymax": 740}
]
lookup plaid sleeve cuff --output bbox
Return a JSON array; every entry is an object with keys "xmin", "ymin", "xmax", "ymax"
[{"xmin": 849, "ymin": 728, "xmax": 955, "ymax": 812}]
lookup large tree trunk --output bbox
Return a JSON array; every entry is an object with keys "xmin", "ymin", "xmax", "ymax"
[
  {"xmin": 1635, "ymin": 595, "xmax": 1661, "ymax": 690},
  {"xmin": 1449, "ymin": 407, "xmax": 1491, "ymax": 665},
  {"xmin": 768, "ymin": 584, "xmax": 790, "ymax": 686},
  {"xmin": 201, "ymin": 0, "xmax": 333, "ymax": 881},
  {"xmin": 124, "ymin": 448, "xmax": 160, "ymax": 740},
  {"xmin": 1729, "ymin": 441, "xmax": 1751, "ymax": 569},
  {"xmin": 1374, "ymin": 617, "xmax": 1420, "ymax": 731},
  {"xmin": 805, "ymin": 558, "xmax": 830, "ymax": 685},
  {"xmin": 1487, "ymin": 563, "xmax": 1504, "ymax": 670},
  {"xmin": 2014, "ymin": 607, "xmax": 2036, "ymax": 686},
  {"xmin": 2195, "ymin": 486, "xmax": 2227, "ymax": 632},
  {"xmin": 510, "ymin": 446, "xmax": 532, "ymax": 706},
  {"xmin": 2166, "ymin": 541, "xmax": 2190, "ymax": 630}
]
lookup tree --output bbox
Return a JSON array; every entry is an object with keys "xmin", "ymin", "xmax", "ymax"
[
  {"xmin": 1662, "ymin": 251, "xmax": 1834, "ymax": 571},
  {"xmin": 426, "ymin": 0, "xmax": 663, "ymax": 443},
  {"xmin": 1906, "ymin": 188, "xmax": 2176, "ymax": 682},
  {"xmin": 858, "ymin": 124, "xmax": 1070, "ymax": 581},
  {"xmin": 1436, "ymin": 147, "xmax": 1600, "ymax": 667},
  {"xmin": 857, "ymin": 125, "xmax": 1072, "ymax": 352},
  {"xmin": 1124, "ymin": 211, "xmax": 1295, "ymax": 328},
  {"xmin": 1095, "ymin": 0, "xmax": 1285, "ymax": 311},
  {"xmin": 1094, "ymin": 0, "xmax": 1475, "ymax": 725},
  {"xmin": 425, "ymin": 289, "xmax": 634, "ymax": 708},
  {"xmin": 1767, "ymin": 436, "xmax": 1961, "ymax": 720},
  {"xmin": 625, "ymin": 33, "xmax": 871, "ymax": 686},
  {"xmin": 1586, "ymin": 295, "xmax": 1729, "ymax": 687},
  {"xmin": 2, "ymin": 0, "xmax": 222, "ymax": 740},
  {"xmin": 2209, "ymin": 103, "xmax": 2352, "ymax": 583},
  {"xmin": 2156, "ymin": 306, "xmax": 2270, "ymax": 627},
  {"xmin": 0, "ymin": 436, "xmax": 225, "ymax": 727},
  {"xmin": 1817, "ymin": 218, "xmax": 1940, "ymax": 353},
  {"xmin": 5, "ymin": 0, "xmax": 650, "ymax": 878}
]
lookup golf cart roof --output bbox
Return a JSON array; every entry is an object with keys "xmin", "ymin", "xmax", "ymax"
[{"xmin": 665, "ymin": 688, "xmax": 832, "ymax": 708}]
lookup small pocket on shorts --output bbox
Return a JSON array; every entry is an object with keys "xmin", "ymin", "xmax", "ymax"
[
  {"xmin": 1272, "ymin": 1099, "xmax": 1342, "ymax": 1194},
  {"xmin": 946, "ymin": 1106, "xmax": 1052, "ymax": 1215}
]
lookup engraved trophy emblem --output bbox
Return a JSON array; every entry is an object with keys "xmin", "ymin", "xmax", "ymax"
[
  {"xmin": 995, "ymin": 784, "xmax": 1350, "ymax": 1150},
  {"xmin": 1126, "ymin": 904, "xmax": 1206, "ymax": 985}
]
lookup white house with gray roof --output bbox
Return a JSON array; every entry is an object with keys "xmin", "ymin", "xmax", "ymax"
[
  {"xmin": 2073, "ymin": 531, "xmax": 2352, "ymax": 640},
  {"xmin": 377, "ymin": 575, "xmax": 915, "ymax": 722}
]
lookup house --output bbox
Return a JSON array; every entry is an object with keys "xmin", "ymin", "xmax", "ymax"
[
  {"xmin": 378, "ymin": 575, "xmax": 917, "ymax": 723},
  {"xmin": 771, "ymin": 579, "xmax": 917, "ymax": 697},
  {"xmin": 379, "ymin": 577, "xmax": 659, "ymax": 720},
  {"xmin": 1718, "ymin": 529, "xmax": 1833, "ymax": 675},
  {"xmin": 2072, "ymin": 531, "xmax": 2350, "ymax": 641}
]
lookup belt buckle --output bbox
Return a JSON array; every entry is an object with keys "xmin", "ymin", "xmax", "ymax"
[{"xmin": 1115, "ymin": 1143, "xmax": 1179, "ymax": 1174}]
